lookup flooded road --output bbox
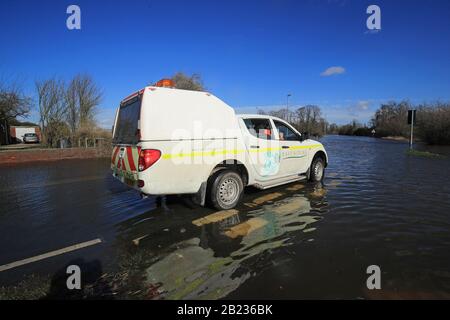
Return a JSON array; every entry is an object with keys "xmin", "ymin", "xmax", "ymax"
[{"xmin": 1, "ymin": 135, "xmax": 450, "ymax": 299}]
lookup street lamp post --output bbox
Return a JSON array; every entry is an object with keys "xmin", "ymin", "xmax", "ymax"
[{"xmin": 286, "ymin": 94, "xmax": 291, "ymax": 122}]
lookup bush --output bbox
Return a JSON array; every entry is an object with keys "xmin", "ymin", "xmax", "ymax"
[
  {"xmin": 353, "ymin": 127, "xmax": 372, "ymax": 136},
  {"xmin": 370, "ymin": 101, "xmax": 450, "ymax": 144},
  {"xmin": 416, "ymin": 103, "xmax": 450, "ymax": 145}
]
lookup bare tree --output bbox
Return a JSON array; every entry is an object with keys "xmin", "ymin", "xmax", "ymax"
[
  {"xmin": 0, "ymin": 79, "xmax": 32, "ymax": 144},
  {"xmin": 257, "ymin": 108, "xmax": 267, "ymax": 115},
  {"xmin": 71, "ymin": 74, "xmax": 102, "ymax": 128},
  {"xmin": 36, "ymin": 78, "xmax": 67, "ymax": 146},
  {"xmin": 295, "ymin": 105, "xmax": 326, "ymax": 136},
  {"xmin": 65, "ymin": 79, "xmax": 79, "ymax": 135},
  {"xmin": 258, "ymin": 104, "xmax": 328, "ymax": 137},
  {"xmin": 0, "ymin": 79, "xmax": 32, "ymax": 122},
  {"xmin": 36, "ymin": 74, "xmax": 102, "ymax": 147},
  {"xmin": 171, "ymin": 72, "xmax": 205, "ymax": 91},
  {"xmin": 268, "ymin": 109, "xmax": 289, "ymax": 120}
]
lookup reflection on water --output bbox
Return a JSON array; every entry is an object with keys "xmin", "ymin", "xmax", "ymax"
[{"xmin": 143, "ymin": 192, "xmax": 324, "ymax": 299}]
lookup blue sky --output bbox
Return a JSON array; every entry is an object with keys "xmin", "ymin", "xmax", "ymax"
[{"xmin": 1, "ymin": 0, "xmax": 449, "ymax": 126}]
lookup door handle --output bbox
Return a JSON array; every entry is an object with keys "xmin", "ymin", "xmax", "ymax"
[
  {"xmin": 282, "ymin": 146, "xmax": 290, "ymax": 149},
  {"xmin": 250, "ymin": 145, "xmax": 260, "ymax": 149}
]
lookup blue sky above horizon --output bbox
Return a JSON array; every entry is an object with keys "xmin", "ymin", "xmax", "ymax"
[{"xmin": 1, "ymin": 0, "xmax": 449, "ymax": 126}]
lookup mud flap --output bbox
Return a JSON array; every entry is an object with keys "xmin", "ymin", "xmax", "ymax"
[
  {"xmin": 192, "ymin": 181, "xmax": 207, "ymax": 207},
  {"xmin": 306, "ymin": 166, "xmax": 311, "ymax": 181}
]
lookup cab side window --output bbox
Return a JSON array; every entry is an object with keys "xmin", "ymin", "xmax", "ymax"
[
  {"xmin": 244, "ymin": 118, "xmax": 274, "ymax": 140},
  {"xmin": 274, "ymin": 120, "xmax": 300, "ymax": 141}
]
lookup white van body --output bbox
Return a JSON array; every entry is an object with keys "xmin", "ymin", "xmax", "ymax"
[{"xmin": 111, "ymin": 86, "xmax": 328, "ymax": 208}]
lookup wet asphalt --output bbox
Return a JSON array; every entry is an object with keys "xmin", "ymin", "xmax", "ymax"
[{"xmin": 1, "ymin": 135, "xmax": 450, "ymax": 299}]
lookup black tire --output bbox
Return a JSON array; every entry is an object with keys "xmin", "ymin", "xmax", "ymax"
[
  {"xmin": 208, "ymin": 170, "xmax": 244, "ymax": 210},
  {"xmin": 309, "ymin": 157, "xmax": 325, "ymax": 182}
]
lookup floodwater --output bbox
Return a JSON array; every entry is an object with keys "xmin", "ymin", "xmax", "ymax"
[{"xmin": 0, "ymin": 135, "xmax": 450, "ymax": 299}]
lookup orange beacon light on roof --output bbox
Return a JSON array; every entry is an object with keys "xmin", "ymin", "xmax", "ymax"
[{"xmin": 154, "ymin": 79, "xmax": 175, "ymax": 88}]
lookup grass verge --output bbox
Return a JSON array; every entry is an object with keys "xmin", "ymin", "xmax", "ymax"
[{"xmin": 406, "ymin": 149, "xmax": 444, "ymax": 158}]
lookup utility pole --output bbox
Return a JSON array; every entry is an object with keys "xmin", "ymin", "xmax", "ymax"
[{"xmin": 286, "ymin": 93, "xmax": 291, "ymax": 122}]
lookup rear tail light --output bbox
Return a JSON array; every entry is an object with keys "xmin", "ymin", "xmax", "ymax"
[{"xmin": 138, "ymin": 149, "xmax": 161, "ymax": 171}]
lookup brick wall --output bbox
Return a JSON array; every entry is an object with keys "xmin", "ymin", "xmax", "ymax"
[{"xmin": 0, "ymin": 147, "xmax": 109, "ymax": 165}]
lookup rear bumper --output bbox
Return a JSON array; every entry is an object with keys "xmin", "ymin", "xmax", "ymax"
[
  {"xmin": 111, "ymin": 168, "xmax": 140, "ymax": 191},
  {"xmin": 24, "ymin": 140, "xmax": 39, "ymax": 143}
]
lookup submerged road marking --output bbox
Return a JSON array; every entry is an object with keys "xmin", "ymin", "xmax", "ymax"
[
  {"xmin": 224, "ymin": 217, "xmax": 268, "ymax": 239},
  {"xmin": 192, "ymin": 209, "xmax": 239, "ymax": 227},
  {"xmin": 0, "ymin": 238, "xmax": 102, "ymax": 272},
  {"xmin": 251, "ymin": 192, "xmax": 283, "ymax": 205},
  {"xmin": 286, "ymin": 184, "xmax": 305, "ymax": 191},
  {"xmin": 244, "ymin": 192, "xmax": 283, "ymax": 208}
]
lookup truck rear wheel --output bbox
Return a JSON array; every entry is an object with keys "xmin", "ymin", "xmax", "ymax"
[
  {"xmin": 208, "ymin": 170, "xmax": 243, "ymax": 210},
  {"xmin": 309, "ymin": 157, "xmax": 325, "ymax": 182}
]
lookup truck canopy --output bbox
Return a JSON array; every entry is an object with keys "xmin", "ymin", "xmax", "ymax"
[{"xmin": 140, "ymin": 87, "xmax": 240, "ymax": 141}]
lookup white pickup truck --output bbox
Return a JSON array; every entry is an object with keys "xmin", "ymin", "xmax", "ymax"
[{"xmin": 111, "ymin": 80, "xmax": 328, "ymax": 210}]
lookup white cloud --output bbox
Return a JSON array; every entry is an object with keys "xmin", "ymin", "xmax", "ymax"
[
  {"xmin": 320, "ymin": 66, "xmax": 346, "ymax": 77},
  {"xmin": 356, "ymin": 100, "xmax": 370, "ymax": 110},
  {"xmin": 343, "ymin": 100, "xmax": 376, "ymax": 123}
]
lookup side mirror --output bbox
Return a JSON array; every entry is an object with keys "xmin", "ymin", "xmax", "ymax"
[{"xmin": 301, "ymin": 132, "xmax": 310, "ymax": 141}]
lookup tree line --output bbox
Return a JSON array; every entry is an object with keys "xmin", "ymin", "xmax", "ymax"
[
  {"xmin": 257, "ymin": 105, "xmax": 328, "ymax": 137},
  {"xmin": 0, "ymin": 72, "xmax": 204, "ymax": 147},
  {"xmin": 35, "ymin": 74, "xmax": 104, "ymax": 147},
  {"xmin": 2, "ymin": 72, "xmax": 449, "ymax": 146},
  {"xmin": 328, "ymin": 101, "xmax": 450, "ymax": 145},
  {"xmin": 1, "ymin": 74, "xmax": 106, "ymax": 147}
]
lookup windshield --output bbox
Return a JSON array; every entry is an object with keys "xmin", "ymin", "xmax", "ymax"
[{"xmin": 113, "ymin": 96, "xmax": 141, "ymax": 145}]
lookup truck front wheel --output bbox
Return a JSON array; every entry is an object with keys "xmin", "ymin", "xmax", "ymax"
[
  {"xmin": 309, "ymin": 157, "xmax": 325, "ymax": 182},
  {"xmin": 208, "ymin": 170, "xmax": 244, "ymax": 210}
]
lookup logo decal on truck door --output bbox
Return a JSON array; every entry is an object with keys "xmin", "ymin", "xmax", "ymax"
[{"xmin": 261, "ymin": 151, "xmax": 281, "ymax": 176}]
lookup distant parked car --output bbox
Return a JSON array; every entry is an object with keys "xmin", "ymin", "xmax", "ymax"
[{"xmin": 23, "ymin": 133, "xmax": 39, "ymax": 144}]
